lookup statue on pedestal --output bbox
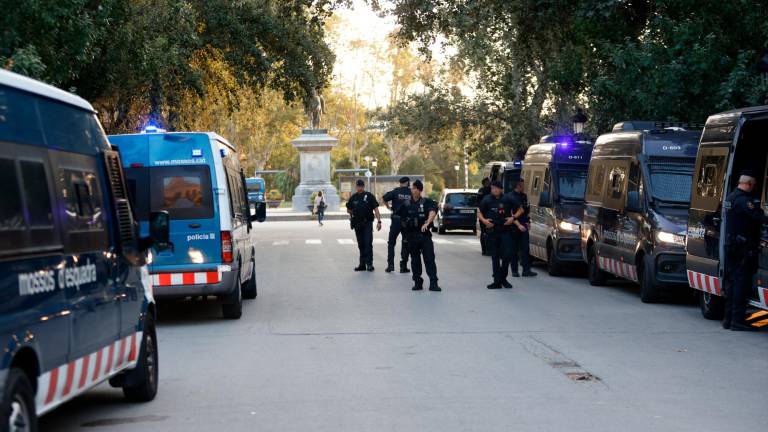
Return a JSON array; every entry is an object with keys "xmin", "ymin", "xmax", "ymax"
[{"xmin": 305, "ymin": 87, "xmax": 326, "ymax": 130}]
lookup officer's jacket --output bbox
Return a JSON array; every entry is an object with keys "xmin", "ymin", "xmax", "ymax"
[
  {"xmin": 479, "ymin": 194, "xmax": 516, "ymax": 232},
  {"xmin": 346, "ymin": 191, "xmax": 379, "ymax": 223},
  {"xmin": 395, "ymin": 197, "xmax": 438, "ymax": 234},
  {"xmin": 724, "ymin": 188, "xmax": 762, "ymax": 248},
  {"xmin": 383, "ymin": 186, "xmax": 412, "ymax": 213},
  {"xmin": 509, "ymin": 191, "xmax": 530, "ymax": 223}
]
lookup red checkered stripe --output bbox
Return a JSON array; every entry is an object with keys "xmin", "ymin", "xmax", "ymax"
[
  {"xmin": 686, "ymin": 270, "xmax": 721, "ymax": 296},
  {"xmin": 598, "ymin": 256, "xmax": 638, "ymax": 282},
  {"xmin": 152, "ymin": 269, "xmax": 221, "ymax": 286},
  {"xmin": 35, "ymin": 332, "xmax": 142, "ymax": 415}
]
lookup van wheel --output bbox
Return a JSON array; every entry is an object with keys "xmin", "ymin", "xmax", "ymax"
[
  {"xmin": 2, "ymin": 368, "xmax": 37, "ymax": 432},
  {"xmin": 587, "ymin": 246, "xmax": 607, "ymax": 286},
  {"xmin": 122, "ymin": 314, "xmax": 159, "ymax": 402},
  {"xmin": 222, "ymin": 275, "xmax": 243, "ymax": 320},
  {"xmin": 639, "ymin": 256, "xmax": 662, "ymax": 303},
  {"xmin": 699, "ymin": 291, "xmax": 725, "ymax": 320},
  {"xmin": 242, "ymin": 258, "xmax": 257, "ymax": 299},
  {"xmin": 547, "ymin": 242, "xmax": 563, "ymax": 277}
]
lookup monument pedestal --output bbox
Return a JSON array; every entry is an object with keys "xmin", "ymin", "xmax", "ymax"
[{"xmin": 291, "ymin": 129, "xmax": 340, "ymax": 212}]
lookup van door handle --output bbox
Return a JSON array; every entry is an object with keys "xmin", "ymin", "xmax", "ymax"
[{"xmin": 188, "ymin": 223, "xmax": 201, "ymax": 229}]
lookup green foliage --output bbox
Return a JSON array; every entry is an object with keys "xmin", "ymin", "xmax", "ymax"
[{"xmin": 267, "ymin": 189, "xmax": 283, "ymax": 201}]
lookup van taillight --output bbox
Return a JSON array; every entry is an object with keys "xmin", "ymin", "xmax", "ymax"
[{"xmin": 221, "ymin": 231, "xmax": 233, "ymax": 263}]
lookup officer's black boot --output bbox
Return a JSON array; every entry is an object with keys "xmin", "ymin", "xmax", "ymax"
[
  {"xmin": 367, "ymin": 264, "xmax": 375, "ymax": 272},
  {"xmin": 385, "ymin": 264, "xmax": 395, "ymax": 273},
  {"xmin": 722, "ymin": 318, "xmax": 731, "ymax": 330},
  {"xmin": 412, "ymin": 284, "xmax": 423, "ymax": 291},
  {"xmin": 487, "ymin": 282, "xmax": 502, "ymax": 289},
  {"xmin": 730, "ymin": 322, "xmax": 757, "ymax": 332},
  {"xmin": 429, "ymin": 284, "xmax": 441, "ymax": 292},
  {"xmin": 354, "ymin": 263, "xmax": 366, "ymax": 271},
  {"xmin": 501, "ymin": 280, "xmax": 513, "ymax": 289},
  {"xmin": 400, "ymin": 261, "xmax": 410, "ymax": 273}
]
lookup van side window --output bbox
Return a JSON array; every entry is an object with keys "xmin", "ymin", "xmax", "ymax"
[
  {"xmin": 0, "ymin": 158, "xmax": 24, "ymax": 232},
  {"xmin": 586, "ymin": 161, "xmax": 606, "ymax": 203},
  {"xmin": 0, "ymin": 86, "xmax": 45, "ymax": 146},
  {"xmin": 604, "ymin": 163, "xmax": 628, "ymax": 210},
  {"xmin": 21, "ymin": 161, "xmax": 54, "ymax": 226},
  {"xmin": 691, "ymin": 148, "xmax": 728, "ymax": 211}
]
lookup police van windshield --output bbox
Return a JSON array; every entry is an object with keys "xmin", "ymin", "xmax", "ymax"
[
  {"xmin": 246, "ymin": 181, "xmax": 263, "ymax": 192},
  {"xmin": 558, "ymin": 170, "xmax": 587, "ymax": 201},
  {"xmin": 445, "ymin": 193, "xmax": 477, "ymax": 207},
  {"xmin": 126, "ymin": 165, "xmax": 214, "ymax": 220},
  {"xmin": 647, "ymin": 159, "xmax": 695, "ymax": 204}
]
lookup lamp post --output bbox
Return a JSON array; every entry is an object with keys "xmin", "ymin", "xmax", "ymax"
[
  {"xmin": 372, "ymin": 158, "xmax": 378, "ymax": 196},
  {"xmin": 463, "ymin": 144, "xmax": 469, "ymax": 189},
  {"xmin": 571, "ymin": 108, "xmax": 588, "ymax": 138},
  {"xmin": 454, "ymin": 164, "xmax": 460, "ymax": 188}
]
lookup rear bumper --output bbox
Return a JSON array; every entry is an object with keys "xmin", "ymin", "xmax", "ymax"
[
  {"xmin": 152, "ymin": 268, "xmax": 236, "ymax": 299},
  {"xmin": 441, "ymin": 214, "xmax": 477, "ymax": 229}
]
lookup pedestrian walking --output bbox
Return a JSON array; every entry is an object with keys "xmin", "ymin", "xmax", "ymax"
[
  {"xmin": 382, "ymin": 176, "xmax": 412, "ymax": 273},
  {"xmin": 478, "ymin": 181, "xmax": 522, "ymax": 289},
  {"xmin": 314, "ymin": 190, "xmax": 327, "ymax": 226},
  {"xmin": 722, "ymin": 170, "xmax": 762, "ymax": 331},
  {"xmin": 477, "ymin": 177, "xmax": 492, "ymax": 256},
  {"xmin": 346, "ymin": 179, "xmax": 382, "ymax": 272},
  {"xmin": 509, "ymin": 179, "xmax": 537, "ymax": 277},
  {"xmin": 395, "ymin": 180, "xmax": 441, "ymax": 291}
]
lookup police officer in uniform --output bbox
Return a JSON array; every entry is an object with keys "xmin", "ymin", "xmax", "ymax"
[
  {"xmin": 346, "ymin": 179, "xmax": 382, "ymax": 272},
  {"xmin": 395, "ymin": 180, "xmax": 441, "ymax": 291},
  {"xmin": 478, "ymin": 181, "xmax": 522, "ymax": 289},
  {"xmin": 723, "ymin": 171, "xmax": 761, "ymax": 331},
  {"xmin": 382, "ymin": 176, "xmax": 412, "ymax": 273},
  {"xmin": 509, "ymin": 179, "xmax": 537, "ymax": 277},
  {"xmin": 477, "ymin": 177, "xmax": 492, "ymax": 255}
]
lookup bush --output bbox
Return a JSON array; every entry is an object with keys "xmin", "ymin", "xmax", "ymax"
[{"xmin": 267, "ymin": 189, "xmax": 283, "ymax": 200}]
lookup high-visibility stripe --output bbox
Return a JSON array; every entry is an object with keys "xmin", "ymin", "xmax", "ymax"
[
  {"xmin": 78, "ymin": 355, "xmax": 90, "ymax": 389},
  {"xmin": 151, "ymin": 270, "xmax": 222, "ymax": 286},
  {"xmin": 104, "ymin": 343, "xmax": 115, "ymax": 375},
  {"xmin": 44, "ymin": 367, "xmax": 59, "ymax": 405},
  {"xmin": 61, "ymin": 362, "xmax": 76, "ymax": 397},
  {"xmin": 128, "ymin": 333, "xmax": 138, "ymax": 362}
]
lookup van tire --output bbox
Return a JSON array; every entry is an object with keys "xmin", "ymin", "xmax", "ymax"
[
  {"xmin": 639, "ymin": 256, "xmax": 662, "ymax": 303},
  {"xmin": 122, "ymin": 314, "xmax": 159, "ymax": 402},
  {"xmin": 2, "ymin": 368, "xmax": 37, "ymax": 432},
  {"xmin": 547, "ymin": 242, "xmax": 563, "ymax": 277},
  {"xmin": 699, "ymin": 291, "xmax": 725, "ymax": 320},
  {"xmin": 587, "ymin": 246, "xmax": 607, "ymax": 286},
  {"xmin": 222, "ymin": 275, "xmax": 243, "ymax": 320},
  {"xmin": 242, "ymin": 258, "xmax": 257, "ymax": 299}
]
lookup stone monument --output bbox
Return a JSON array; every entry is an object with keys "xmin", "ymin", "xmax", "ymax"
[{"xmin": 291, "ymin": 90, "xmax": 340, "ymax": 211}]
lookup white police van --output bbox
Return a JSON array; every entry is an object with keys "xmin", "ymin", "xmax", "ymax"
[
  {"xmin": 109, "ymin": 131, "xmax": 265, "ymax": 319},
  {"xmin": 0, "ymin": 70, "xmax": 169, "ymax": 430}
]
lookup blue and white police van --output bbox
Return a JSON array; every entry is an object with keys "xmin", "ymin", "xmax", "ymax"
[
  {"xmin": 0, "ymin": 70, "xmax": 168, "ymax": 430},
  {"xmin": 109, "ymin": 131, "xmax": 265, "ymax": 320}
]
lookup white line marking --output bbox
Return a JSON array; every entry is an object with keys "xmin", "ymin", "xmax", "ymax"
[
  {"xmin": 305, "ymin": 239, "xmax": 322, "ymax": 245},
  {"xmin": 337, "ymin": 239, "xmax": 355, "ymax": 245},
  {"xmin": 272, "ymin": 240, "xmax": 289, "ymax": 246}
]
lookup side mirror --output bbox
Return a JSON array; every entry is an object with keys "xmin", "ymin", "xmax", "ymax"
[
  {"xmin": 538, "ymin": 191, "xmax": 551, "ymax": 208},
  {"xmin": 149, "ymin": 211, "xmax": 171, "ymax": 250},
  {"xmin": 249, "ymin": 202, "xmax": 267, "ymax": 223},
  {"xmin": 626, "ymin": 191, "xmax": 642, "ymax": 213}
]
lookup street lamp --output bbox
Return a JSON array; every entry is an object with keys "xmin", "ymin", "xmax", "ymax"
[
  {"xmin": 571, "ymin": 108, "xmax": 588, "ymax": 135},
  {"xmin": 371, "ymin": 158, "xmax": 378, "ymax": 196},
  {"xmin": 454, "ymin": 164, "xmax": 460, "ymax": 188},
  {"xmin": 363, "ymin": 155, "xmax": 372, "ymax": 170}
]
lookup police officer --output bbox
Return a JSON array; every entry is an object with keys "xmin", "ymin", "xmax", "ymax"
[
  {"xmin": 723, "ymin": 171, "xmax": 761, "ymax": 331},
  {"xmin": 478, "ymin": 181, "xmax": 522, "ymax": 289},
  {"xmin": 395, "ymin": 180, "xmax": 441, "ymax": 291},
  {"xmin": 477, "ymin": 177, "xmax": 492, "ymax": 255},
  {"xmin": 346, "ymin": 179, "xmax": 382, "ymax": 272},
  {"xmin": 382, "ymin": 176, "xmax": 412, "ymax": 273},
  {"xmin": 509, "ymin": 179, "xmax": 537, "ymax": 277}
]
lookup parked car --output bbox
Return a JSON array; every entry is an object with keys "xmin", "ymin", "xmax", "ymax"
[
  {"xmin": 686, "ymin": 105, "xmax": 768, "ymax": 321},
  {"xmin": 522, "ymin": 135, "xmax": 593, "ymax": 275},
  {"xmin": 110, "ymin": 131, "xmax": 265, "ymax": 319},
  {"xmin": 434, "ymin": 189, "xmax": 478, "ymax": 234},
  {"xmin": 580, "ymin": 121, "xmax": 702, "ymax": 302},
  {"xmin": 0, "ymin": 69, "xmax": 168, "ymax": 429}
]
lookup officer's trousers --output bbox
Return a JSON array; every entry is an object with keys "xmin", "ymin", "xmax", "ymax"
[
  {"xmin": 405, "ymin": 233, "xmax": 438, "ymax": 287},
  {"xmin": 511, "ymin": 228, "xmax": 531, "ymax": 273},
  {"xmin": 387, "ymin": 216, "xmax": 409, "ymax": 269},
  {"xmin": 724, "ymin": 249, "xmax": 751, "ymax": 325},
  {"xmin": 354, "ymin": 221, "xmax": 374, "ymax": 266},
  {"xmin": 487, "ymin": 231, "xmax": 513, "ymax": 283}
]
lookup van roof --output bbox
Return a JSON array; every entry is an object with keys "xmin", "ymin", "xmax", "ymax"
[
  {"xmin": 112, "ymin": 131, "xmax": 236, "ymax": 151},
  {"xmin": 485, "ymin": 160, "xmax": 523, "ymax": 170},
  {"xmin": 0, "ymin": 69, "xmax": 95, "ymax": 112},
  {"xmin": 593, "ymin": 129, "xmax": 700, "ymax": 158}
]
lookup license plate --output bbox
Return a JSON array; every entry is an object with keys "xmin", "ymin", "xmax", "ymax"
[{"xmin": 461, "ymin": 209, "xmax": 475, "ymax": 214}]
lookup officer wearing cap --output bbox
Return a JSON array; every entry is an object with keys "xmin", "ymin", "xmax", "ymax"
[
  {"xmin": 509, "ymin": 178, "xmax": 537, "ymax": 277},
  {"xmin": 382, "ymin": 176, "xmax": 412, "ymax": 273},
  {"xmin": 722, "ymin": 170, "xmax": 762, "ymax": 331},
  {"xmin": 477, "ymin": 178, "xmax": 492, "ymax": 255},
  {"xmin": 395, "ymin": 180, "xmax": 441, "ymax": 291},
  {"xmin": 478, "ymin": 181, "xmax": 522, "ymax": 289},
  {"xmin": 346, "ymin": 179, "xmax": 382, "ymax": 272}
]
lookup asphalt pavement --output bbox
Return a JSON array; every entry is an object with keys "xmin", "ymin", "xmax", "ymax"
[{"xmin": 41, "ymin": 219, "xmax": 767, "ymax": 431}]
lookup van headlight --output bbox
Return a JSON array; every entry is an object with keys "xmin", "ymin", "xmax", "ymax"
[
  {"xmin": 655, "ymin": 231, "xmax": 685, "ymax": 246},
  {"xmin": 559, "ymin": 221, "xmax": 580, "ymax": 232}
]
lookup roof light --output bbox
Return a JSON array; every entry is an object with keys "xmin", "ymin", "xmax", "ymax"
[
  {"xmin": 192, "ymin": 149, "xmax": 203, "ymax": 157},
  {"xmin": 141, "ymin": 121, "xmax": 166, "ymax": 134}
]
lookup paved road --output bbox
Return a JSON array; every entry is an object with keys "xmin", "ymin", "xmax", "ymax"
[{"xmin": 42, "ymin": 219, "xmax": 767, "ymax": 431}]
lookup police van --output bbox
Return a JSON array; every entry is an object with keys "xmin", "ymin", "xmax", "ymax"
[
  {"xmin": 580, "ymin": 122, "xmax": 701, "ymax": 302},
  {"xmin": 686, "ymin": 106, "xmax": 768, "ymax": 321},
  {"xmin": 109, "ymin": 131, "xmax": 265, "ymax": 320},
  {"xmin": 522, "ymin": 136, "xmax": 593, "ymax": 276},
  {"xmin": 483, "ymin": 160, "xmax": 523, "ymax": 193},
  {"xmin": 0, "ymin": 70, "xmax": 168, "ymax": 429}
]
